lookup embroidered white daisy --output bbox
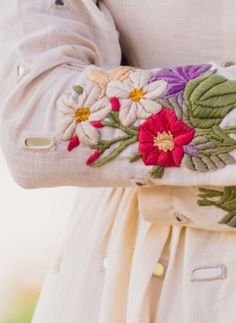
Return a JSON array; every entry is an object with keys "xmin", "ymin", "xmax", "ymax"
[
  {"xmin": 106, "ymin": 69, "xmax": 168, "ymax": 126},
  {"xmin": 57, "ymin": 84, "xmax": 110, "ymax": 145}
]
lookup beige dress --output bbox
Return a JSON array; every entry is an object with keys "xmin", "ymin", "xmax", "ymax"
[{"xmin": 1, "ymin": 0, "xmax": 236, "ymax": 322}]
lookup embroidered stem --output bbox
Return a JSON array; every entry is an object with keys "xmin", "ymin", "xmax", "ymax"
[
  {"xmin": 103, "ymin": 112, "xmax": 138, "ymax": 136},
  {"xmin": 150, "ymin": 166, "xmax": 165, "ymax": 179},
  {"xmin": 129, "ymin": 152, "xmax": 142, "ymax": 162},
  {"xmin": 90, "ymin": 135, "xmax": 138, "ymax": 168},
  {"xmin": 91, "ymin": 135, "xmax": 133, "ymax": 152}
]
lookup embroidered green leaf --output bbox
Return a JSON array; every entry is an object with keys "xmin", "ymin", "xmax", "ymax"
[
  {"xmin": 72, "ymin": 85, "xmax": 84, "ymax": 94},
  {"xmin": 218, "ymin": 213, "xmax": 236, "ymax": 227},
  {"xmin": 193, "ymin": 126, "xmax": 236, "ymax": 156},
  {"xmin": 183, "ymin": 152, "xmax": 236, "ymax": 172},
  {"xmin": 149, "ymin": 166, "xmax": 165, "ymax": 179},
  {"xmin": 129, "ymin": 152, "xmax": 142, "ymax": 163},
  {"xmin": 197, "ymin": 186, "xmax": 236, "ymax": 227},
  {"xmin": 190, "ymin": 135, "xmax": 216, "ymax": 150},
  {"xmin": 184, "ymin": 73, "xmax": 236, "ymax": 128}
]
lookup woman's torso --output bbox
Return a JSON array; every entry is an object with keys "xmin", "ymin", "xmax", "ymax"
[{"xmin": 103, "ymin": 0, "xmax": 236, "ymax": 68}]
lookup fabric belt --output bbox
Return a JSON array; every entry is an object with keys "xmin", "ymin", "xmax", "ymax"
[{"xmin": 137, "ymin": 185, "xmax": 236, "ymax": 232}]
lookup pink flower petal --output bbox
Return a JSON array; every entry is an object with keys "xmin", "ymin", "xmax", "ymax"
[
  {"xmin": 90, "ymin": 121, "xmax": 104, "ymax": 128},
  {"xmin": 173, "ymin": 125, "xmax": 195, "ymax": 145},
  {"xmin": 171, "ymin": 146, "xmax": 184, "ymax": 166},
  {"xmin": 86, "ymin": 150, "xmax": 101, "ymax": 165},
  {"xmin": 110, "ymin": 97, "xmax": 120, "ymax": 111},
  {"xmin": 156, "ymin": 150, "xmax": 175, "ymax": 167},
  {"xmin": 67, "ymin": 135, "xmax": 80, "ymax": 151}
]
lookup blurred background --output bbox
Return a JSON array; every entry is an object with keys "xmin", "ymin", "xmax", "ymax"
[{"xmin": 0, "ymin": 150, "xmax": 78, "ymax": 322}]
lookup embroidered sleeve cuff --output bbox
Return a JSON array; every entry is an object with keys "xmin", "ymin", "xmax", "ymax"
[{"xmin": 52, "ymin": 62, "xmax": 236, "ymax": 187}]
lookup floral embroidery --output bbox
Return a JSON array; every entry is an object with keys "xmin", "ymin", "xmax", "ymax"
[
  {"xmin": 57, "ymin": 63, "xmax": 236, "ymax": 179},
  {"xmin": 149, "ymin": 64, "xmax": 212, "ymax": 106},
  {"xmin": 106, "ymin": 69, "xmax": 168, "ymax": 126},
  {"xmin": 57, "ymin": 84, "xmax": 110, "ymax": 147},
  {"xmin": 86, "ymin": 66, "xmax": 134, "ymax": 99},
  {"xmin": 138, "ymin": 108, "xmax": 195, "ymax": 176},
  {"xmin": 197, "ymin": 186, "xmax": 236, "ymax": 228}
]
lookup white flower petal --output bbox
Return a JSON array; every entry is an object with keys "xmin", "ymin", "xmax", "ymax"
[
  {"xmin": 129, "ymin": 69, "xmax": 153, "ymax": 88},
  {"xmin": 106, "ymin": 80, "xmax": 131, "ymax": 98},
  {"xmin": 57, "ymin": 92, "xmax": 77, "ymax": 114},
  {"xmin": 137, "ymin": 100, "xmax": 162, "ymax": 118},
  {"xmin": 119, "ymin": 98, "xmax": 131, "ymax": 108},
  {"xmin": 119, "ymin": 102, "xmax": 138, "ymax": 126},
  {"xmin": 76, "ymin": 122, "xmax": 100, "ymax": 145},
  {"xmin": 83, "ymin": 84, "xmax": 101, "ymax": 107},
  {"xmin": 57, "ymin": 101, "xmax": 75, "ymax": 115},
  {"xmin": 89, "ymin": 97, "xmax": 111, "ymax": 121},
  {"xmin": 143, "ymin": 80, "xmax": 168, "ymax": 99},
  {"xmin": 59, "ymin": 118, "xmax": 76, "ymax": 141}
]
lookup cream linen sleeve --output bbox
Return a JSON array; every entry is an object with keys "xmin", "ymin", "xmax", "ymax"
[{"xmin": 1, "ymin": 0, "xmax": 236, "ymax": 188}]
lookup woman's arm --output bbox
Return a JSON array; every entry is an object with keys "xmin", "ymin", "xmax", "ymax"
[{"xmin": 1, "ymin": 0, "xmax": 236, "ymax": 188}]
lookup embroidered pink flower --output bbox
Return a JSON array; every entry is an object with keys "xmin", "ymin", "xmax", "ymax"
[{"xmin": 138, "ymin": 108, "xmax": 195, "ymax": 167}]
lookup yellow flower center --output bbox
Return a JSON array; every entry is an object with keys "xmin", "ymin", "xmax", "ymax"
[
  {"xmin": 73, "ymin": 107, "xmax": 90, "ymax": 122},
  {"xmin": 129, "ymin": 88, "xmax": 145, "ymax": 102},
  {"xmin": 153, "ymin": 131, "xmax": 174, "ymax": 152}
]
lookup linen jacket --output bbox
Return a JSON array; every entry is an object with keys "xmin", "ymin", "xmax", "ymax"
[
  {"xmin": 1, "ymin": 0, "xmax": 236, "ymax": 232},
  {"xmin": 2, "ymin": 2, "xmax": 236, "ymax": 323}
]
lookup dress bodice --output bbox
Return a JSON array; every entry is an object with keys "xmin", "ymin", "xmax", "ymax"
[{"xmin": 103, "ymin": 0, "xmax": 236, "ymax": 68}]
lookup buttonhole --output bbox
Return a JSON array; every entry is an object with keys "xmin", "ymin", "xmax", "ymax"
[
  {"xmin": 175, "ymin": 216, "xmax": 182, "ymax": 222},
  {"xmin": 17, "ymin": 65, "xmax": 25, "ymax": 78},
  {"xmin": 24, "ymin": 137, "xmax": 54, "ymax": 149},
  {"xmin": 173, "ymin": 211, "xmax": 189, "ymax": 223},
  {"xmin": 136, "ymin": 182, "xmax": 145, "ymax": 186},
  {"xmin": 191, "ymin": 264, "xmax": 226, "ymax": 282},
  {"xmin": 55, "ymin": 0, "xmax": 64, "ymax": 5},
  {"xmin": 53, "ymin": 256, "xmax": 63, "ymax": 274}
]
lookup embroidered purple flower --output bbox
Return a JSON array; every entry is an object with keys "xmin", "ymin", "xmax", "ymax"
[
  {"xmin": 149, "ymin": 64, "xmax": 212, "ymax": 105},
  {"xmin": 183, "ymin": 145, "xmax": 199, "ymax": 157}
]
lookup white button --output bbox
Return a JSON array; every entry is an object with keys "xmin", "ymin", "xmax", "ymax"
[
  {"xmin": 103, "ymin": 257, "xmax": 108, "ymax": 269},
  {"xmin": 173, "ymin": 211, "xmax": 189, "ymax": 223},
  {"xmin": 152, "ymin": 262, "xmax": 166, "ymax": 279}
]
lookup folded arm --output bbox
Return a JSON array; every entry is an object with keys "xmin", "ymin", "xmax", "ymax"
[{"xmin": 1, "ymin": 0, "xmax": 236, "ymax": 188}]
